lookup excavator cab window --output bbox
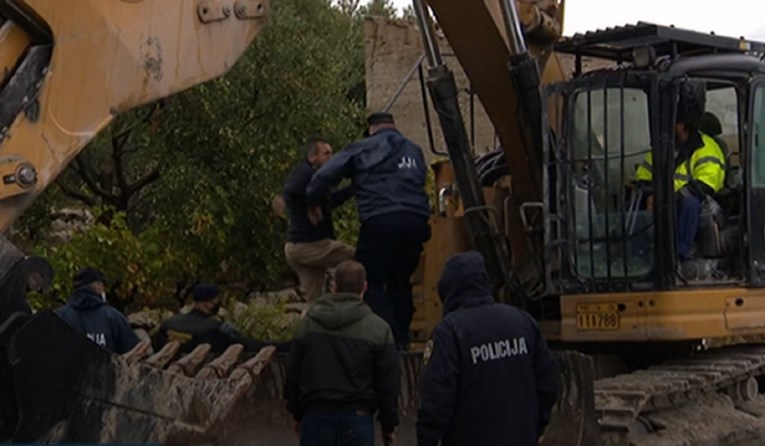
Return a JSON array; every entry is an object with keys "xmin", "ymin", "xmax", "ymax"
[
  {"xmin": 569, "ymin": 86, "xmax": 653, "ymax": 281},
  {"xmin": 547, "ymin": 74, "xmax": 659, "ymax": 292}
]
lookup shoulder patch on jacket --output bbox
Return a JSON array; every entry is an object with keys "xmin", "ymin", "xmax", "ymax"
[
  {"xmin": 423, "ymin": 338, "xmax": 434, "ymax": 366},
  {"xmin": 167, "ymin": 329, "xmax": 192, "ymax": 344}
]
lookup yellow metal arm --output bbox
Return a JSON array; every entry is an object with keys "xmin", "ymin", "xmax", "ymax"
[{"xmin": 0, "ymin": 0, "xmax": 270, "ymax": 232}]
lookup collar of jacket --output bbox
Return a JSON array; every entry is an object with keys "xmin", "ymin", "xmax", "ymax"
[
  {"xmin": 675, "ymin": 128, "xmax": 703, "ymax": 165},
  {"xmin": 308, "ymin": 292, "xmax": 371, "ymax": 329},
  {"xmin": 371, "ymin": 127, "xmax": 399, "ymax": 137},
  {"xmin": 67, "ymin": 287, "xmax": 106, "ymax": 310}
]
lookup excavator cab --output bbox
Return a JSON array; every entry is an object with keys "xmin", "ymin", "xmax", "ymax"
[
  {"xmin": 546, "ymin": 23, "xmax": 765, "ymax": 300},
  {"xmin": 529, "ymin": 24, "xmax": 765, "ymax": 444}
]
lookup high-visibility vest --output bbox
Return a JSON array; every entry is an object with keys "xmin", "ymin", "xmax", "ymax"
[{"xmin": 634, "ymin": 133, "xmax": 726, "ymax": 193}]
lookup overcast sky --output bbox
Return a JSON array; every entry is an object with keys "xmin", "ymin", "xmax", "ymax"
[{"xmin": 388, "ymin": 0, "xmax": 765, "ymax": 41}]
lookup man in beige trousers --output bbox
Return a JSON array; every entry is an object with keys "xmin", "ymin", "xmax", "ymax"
[{"xmin": 279, "ymin": 137, "xmax": 355, "ymax": 301}]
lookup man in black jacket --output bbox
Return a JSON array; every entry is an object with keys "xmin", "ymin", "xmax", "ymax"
[
  {"xmin": 417, "ymin": 251, "xmax": 557, "ymax": 446},
  {"xmin": 154, "ymin": 283, "xmax": 281, "ymax": 354},
  {"xmin": 55, "ymin": 268, "xmax": 140, "ymax": 354},
  {"xmin": 286, "ymin": 260, "xmax": 400, "ymax": 446},
  {"xmin": 281, "ymin": 137, "xmax": 355, "ymax": 302},
  {"xmin": 306, "ymin": 113, "xmax": 431, "ymax": 350}
]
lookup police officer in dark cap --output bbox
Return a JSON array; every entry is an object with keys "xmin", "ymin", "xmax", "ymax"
[
  {"xmin": 55, "ymin": 267, "xmax": 140, "ymax": 354},
  {"xmin": 154, "ymin": 282, "xmax": 288, "ymax": 354},
  {"xmin": 362, "ymin": 112, "xmax": 394, "ymax": 137},
  {"xmin": 306, "ymin": 111, "xmax": 431, "ymax": 350}
]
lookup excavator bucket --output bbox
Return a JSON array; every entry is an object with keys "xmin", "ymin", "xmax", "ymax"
[{"xmin": 5, "ymin": 311, "xmax": 278, "ymax": 444}]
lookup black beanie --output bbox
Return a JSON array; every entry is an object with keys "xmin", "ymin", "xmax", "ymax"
[
  {"xmin": 366, "ymin": 112, "xmax": 394, "ymax": 126},
  {"xmin": 73, "ymin": 268, "xmax": 106, "ymax": 289},
  {"xmin": 192, "ymin": 283, "xmax": 219, "ymax": 302}
]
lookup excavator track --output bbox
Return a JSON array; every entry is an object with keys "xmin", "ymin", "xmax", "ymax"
[{"xmin": 595, "ymin": 344, "xmax": 765, "ymax": 446}]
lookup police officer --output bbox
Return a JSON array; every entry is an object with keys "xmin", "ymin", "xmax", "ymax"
[
  {"xmin": 55, "ymin": 268, "xmax": 140, "ymax": 354},
  {"xmin": 306, "ymin": 112, "xmax": 430, "ymax": 350},
  {"xmin": 635, "ymin": 89, "xmax": 726, "ymax": 260},
  {"xmin": 154, "ymin": 283, "xmax": 286, "ymax": 354},
  {"xmin": 416, "ymin": 251, "xmax": 557, "ymax": 446}
]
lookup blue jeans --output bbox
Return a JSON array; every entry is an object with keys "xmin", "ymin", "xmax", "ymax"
[
  {"xmin": 300, "ymin": 410, "xmax": 374, "ymax": 446},
  {"xmin": 677, "ymin": 194, "xmax": 702, "ymax": 260}
]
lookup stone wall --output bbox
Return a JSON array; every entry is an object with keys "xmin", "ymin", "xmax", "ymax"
[{"xmin": 364, "ymin": 17, "xmax": 498, "ymax": 157}]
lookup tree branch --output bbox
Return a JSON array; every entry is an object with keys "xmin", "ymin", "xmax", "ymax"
[
  {"xmin": 126, "ymin": 166, "xmax": 161, "ymax": 196},
  {"xmin": 112, "ymin": 129, "xmax": 131, "ymax": 192},
  {"xmin": 74, "ymin": 154, "xmax": 119, "ymax": 201},
  {"xmin": 112, "ymin": 103, "xmax": 161, "ymax": 142},
  {"xmin": 55, "ymin": 179, "xmax": 98, "ymax": 207}
]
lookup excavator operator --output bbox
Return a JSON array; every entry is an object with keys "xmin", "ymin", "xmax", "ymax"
[{"xmin": 635, "ymin": 87, "xmax": 726, "ymax": 260}]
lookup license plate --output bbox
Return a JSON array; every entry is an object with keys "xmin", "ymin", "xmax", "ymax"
[{"xmin": 577, "ymin": 303, "xmax": 620, "ymax": 330}]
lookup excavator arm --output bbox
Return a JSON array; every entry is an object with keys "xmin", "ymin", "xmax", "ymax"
[
  {"xmin": 414, "ymin": 1, "xmax": 599, "ymax": 444},
  {"xmin": 425, "ymin": 0, "xmax": 565, "ymax": 196},
  {"xmin": 0, "ymin": 0, "xmax": 269, "ymax": 233},
  {"xmin": 423, "ymin": 0, "xmax": 568, "ymax": 288}
]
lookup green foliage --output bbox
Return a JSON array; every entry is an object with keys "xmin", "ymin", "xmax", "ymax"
[
  {"xmin": 226, "ymin": 297, "xmax": 299, "ymax": 341},
  {"xmin": 16, "ymin": 0, "xmax": 408, "ymax": 310},
  {"xmin": 34, "ymin": 208, "xmax": 189, "ymax": 312},
  {"xmin": 8, "ymin": 188, "xmax": 62, "ymax": 250},
  {"xmin": 134, "ymin": 0, "xmax": 368, "ymax": 289},
  {"xmin": 400, "ymin": 4, "xmax": 417, "ymax": 22},
  {"xmin": 358, "ymin": 0, "xmax": 397, "ymax": 18}
]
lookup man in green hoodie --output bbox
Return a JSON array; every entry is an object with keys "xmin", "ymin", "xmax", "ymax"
[{"xmin": 285, "ymin": 260, "xmax": 400, "ymax": 446}]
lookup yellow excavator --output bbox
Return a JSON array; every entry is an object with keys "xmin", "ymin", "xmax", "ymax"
[
  {"xmin": 410, "ymin": 0, "xmax": 765, "ymax": 444},
  {"xmin": 4, "ymin": 0, "xmax": 765, "ymax": 444}
]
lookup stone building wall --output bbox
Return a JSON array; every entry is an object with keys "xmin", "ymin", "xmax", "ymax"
[{"xmin": 364, "ymin": 17, "xmax": 498, "ymax": 157}]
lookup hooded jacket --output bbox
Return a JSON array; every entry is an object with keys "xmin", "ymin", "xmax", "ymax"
[
  {"xmin": 305, "ymin": 128, "xmax": 430, "ymax": 223},
  {"xmin": 416, "ymin": 251, "xmax": 558, "ymax": 446},
  {"xmin": 55, "ymin": 287, "xmax": 140, "ymax": 354},
  {"xmin": 285, "ymin": 293, "xmax": 400, "ymax": 433}
]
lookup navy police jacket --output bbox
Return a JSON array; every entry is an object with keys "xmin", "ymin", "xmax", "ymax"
[
  {"xmin": 416, "ymin": 251, "xmax": 558, "ymax": 446},
  {"xmin": 305, "ymin": 128, "xmax": 430, "ymax": 223},
  {"xmin": 56, "ymin": 288, "xmax": 140, "ymax": 354}
]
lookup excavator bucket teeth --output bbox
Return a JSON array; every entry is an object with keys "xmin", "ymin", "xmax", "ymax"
[
  {"xmin": 541, "ymin": 350, "xmax": 602, "ymax": 446},
  {"xmin": 7, "ymin": 311, "xmax": 277, "ymax": 444},
  {"xmin": 144, "ymin": 341, "xmax": 181, "ymax": 369}
]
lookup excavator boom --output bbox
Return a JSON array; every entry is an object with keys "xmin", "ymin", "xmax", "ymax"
[
  {"xmin": 424, "ymin": 0, "xmax": 568, "ymax": 284},
  {"xmin": 0, "ymin": 0, "xmax": 269, "ymax": 232}
]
